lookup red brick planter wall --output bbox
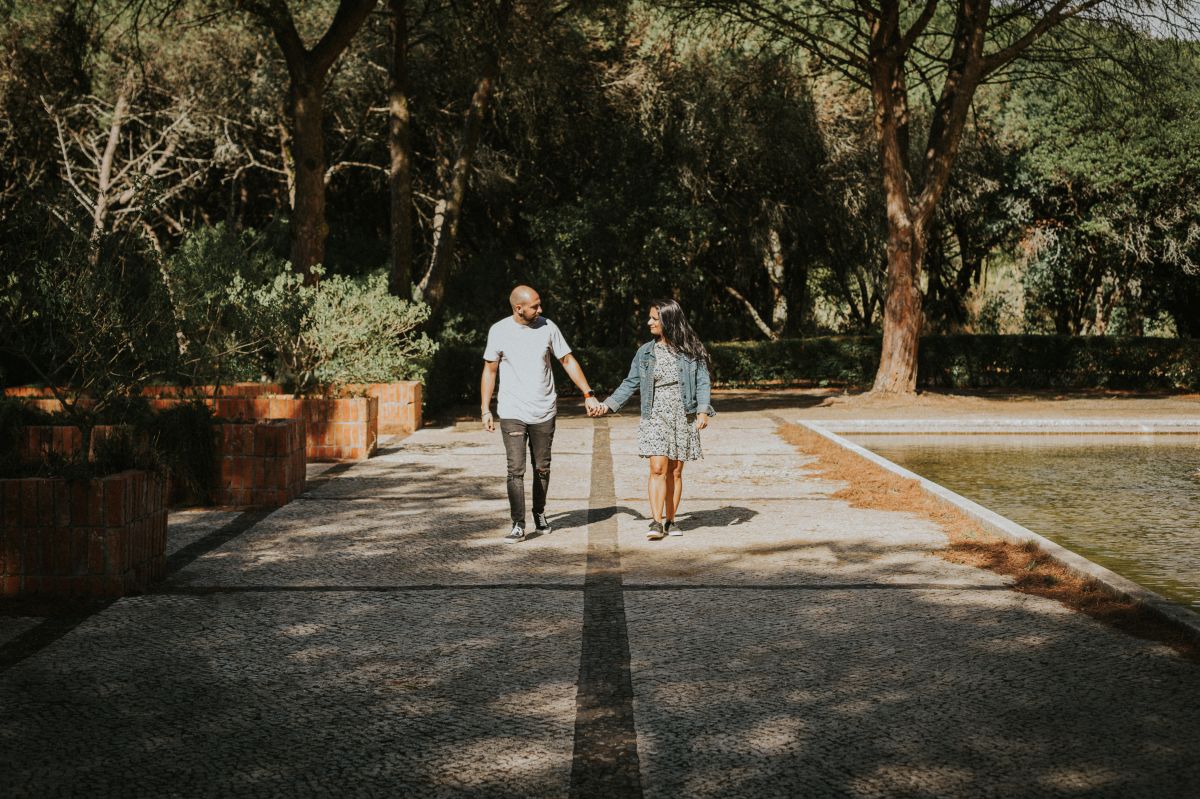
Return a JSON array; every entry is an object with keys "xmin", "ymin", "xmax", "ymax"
[
  {"xmin": 140, "ymin": 382, "xmax": 283, "ymax": 398},
  {"xmin": 213, "ymin": 420, "xmax": 305, "ymax": 507},
  {"xmin": 17, "ymin": 425, "xmax": 121, "ymax": 463},
  {"xmin": 343, "ymin": 382, "xmax": 422, "ymax": 436},
  {"xmin": 0, "ymin": 470, "xmax": 167, "ymax": 597},
  {"xmin": 300, "ymin": 396, "xmax": 378, "ymax": 461},
  {"xmin": 167, "ymin": 395, "xmax": 377, "ymax": 462}
]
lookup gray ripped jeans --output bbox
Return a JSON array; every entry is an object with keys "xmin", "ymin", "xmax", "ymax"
[{"xmin": 499, "ymin": 416, "xmax": 555, "ymax": 526}]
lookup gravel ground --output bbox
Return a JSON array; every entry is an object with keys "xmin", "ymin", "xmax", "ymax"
[{"xmin": 2, "ymin": 400, "xmax": 1198, "ymax": 798}]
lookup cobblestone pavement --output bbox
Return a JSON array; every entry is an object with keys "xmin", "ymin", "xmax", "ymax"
[{"xmin": 2, "ymin": 408, "xmax": 1200, "ymax": 798}]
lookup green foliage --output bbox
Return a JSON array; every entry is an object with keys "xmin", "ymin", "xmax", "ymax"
[
  {"xmin": 144, "ymin": 402, "xmax": 217, "ymax": 505},
  {"xmin": 0, "ymin": 214, "xmax": 176, "ymax": 456},
  {"xmin": 90, "ymin": 425, "xmax": 161, "ymax": 481},
  {"xmin": 427, "ymin": 334, "xmax": 1200, "ymax": 411},
  {"xmin": 305, "ymin": 272, "xmax": 437, "ymax": 386},
  {"xmin": 165, "ymin": 224, "xmax": 287, "ymax": 385},
  {"xmin": 233, "ymin": 266, "xmax": 437, "ymax": 392}
]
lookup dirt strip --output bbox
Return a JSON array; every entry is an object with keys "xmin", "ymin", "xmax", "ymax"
[{"xmin": 778, "ymin": 422, "xmax": 1200, "ymax": 663}]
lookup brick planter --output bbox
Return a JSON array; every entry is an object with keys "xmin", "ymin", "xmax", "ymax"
[
  {"xmin": 213, "ymin": 419, "xmax": 306, "ymax": 507},
  {"xmin": 140, "ymin": 382, "xmax": 283, "ymax": 398},
  {"xmin": 299, "ymin": 396, "xmax": 378, "ymax": 461},
  {"xmin": 343, "ymin": 382, "xmax": 422, "ymax": 436},
  {"xmin": 0, "ymin": 470, "xmax": 167, "ymax": 597},
  {"xmin": 17, "ymin": 425, "xmax": 120, "ymax": 463}
]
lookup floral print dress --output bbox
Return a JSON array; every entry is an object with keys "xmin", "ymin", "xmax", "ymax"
[{"xmin": 637, "ymin": 342, "xmax": 703, "ymax": 461}]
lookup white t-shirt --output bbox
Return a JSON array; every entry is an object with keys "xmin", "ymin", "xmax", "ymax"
[{"xmin": 483, "ymin": 316, "xmax": 572, "ymax": 423}]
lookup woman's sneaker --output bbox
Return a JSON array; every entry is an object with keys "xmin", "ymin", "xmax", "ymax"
[
  {"xmin": 646, "ymin": 521, "xmax": 665, "ymax": 540},
  {"xmin": 533, "ymin": 512, "xmax": 552, "ymax": 535},
  {"xmin": 666, "ymin": 519, "xmax": 681, "ymax": 536},
  {"xmin": 505, "ymin": 523, "xmax": 526, "ymax": 542}
]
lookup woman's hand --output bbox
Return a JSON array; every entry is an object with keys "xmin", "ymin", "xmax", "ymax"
[{"xmin": 694, "ymin": 413, "xmax": 709, "ymax": 430}]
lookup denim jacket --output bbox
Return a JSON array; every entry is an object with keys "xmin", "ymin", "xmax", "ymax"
[{"xmin": 603, "ymin": 340, "xmax": 716, "ymax": 419}]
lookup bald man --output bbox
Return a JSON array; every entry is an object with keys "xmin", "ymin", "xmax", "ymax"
[{"xmin": 482, "ymin": 286, "xmax": 602, "ymax": 542}]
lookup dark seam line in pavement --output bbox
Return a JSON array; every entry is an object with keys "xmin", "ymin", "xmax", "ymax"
[
  {"xmin": 293, "ymin": 495, "xmax": 523, "ymax": 502},
  {"xmin": 0, "ymin": 600, "xmax": 117, "ymax": 674},
  {"xmin": 165, "ymin": 509, "xmax": 273, "ymax": 576},
  {"xmin": 301, "ymin": 462, "xmax": 358, "ymax": 484},
  {"xmin": 150, "ymin": 582, "xmax": 1009, "ymax": 595},
  {"xmin": 154, "ymin": 583, "xmax": 584, "ymax": 594},
  {"xmin": 570, "ymin": 419, "xmax": 644, "ymax": 799},
  {"xmin": 1, "ymin": 460, "xmax": 374, "ymax": 675},
  {"xmin": 167, "ymin": 458, "xmax": 377, "ymax": 577},
  {"xmin": 622, "ymin": 583, "xmax": 1012, "ymax": 591}
]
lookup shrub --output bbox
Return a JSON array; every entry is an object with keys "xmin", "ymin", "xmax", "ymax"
[
  {"xmin": 164, "ymin": 224, "xmax": 285, "ymax": 386},
  {"xmin": 144, "ymin": 402, "xmax": 217, "ymax": 504},
  {"xmin": 424, "ymin": 334, "xmax": 1200, "ymax": 411},
  {"xmin": 234, "ymin": 267, "xmax": 437, "ymax": 393}
]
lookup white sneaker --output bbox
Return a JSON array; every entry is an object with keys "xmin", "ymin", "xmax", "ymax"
[{"xmin": 666, "ymin": 520, "xmax": 681, "ymax": 536}]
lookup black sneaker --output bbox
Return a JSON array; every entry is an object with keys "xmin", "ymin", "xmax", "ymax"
[
  {"xmin": 666, "ymin": 519, "xmax": 681, "ymax": 536},
  {"xmin": 646, "ymin": 521, "xmax": 665, "ymax": 540},
  {"xmin": 505, "ymin": 523, "xmax": 526, "ymax": 543},
  {"xmin": 533, "ymin": 512, "xmax": 552, "ymax": 535}
]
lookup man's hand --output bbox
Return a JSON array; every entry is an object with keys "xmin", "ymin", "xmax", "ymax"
[
  {"xmin": 588, "ymin": 401, "xmax": 609, "ymax": 418},
  {"xmin": 694, "ymin": 413, "xmax": 709, "ymax": 430},
  {"xmin": 482, "ymin": 410, "xmax": 495, "ymax": 432},
  {"xmin": 584, "ymin": 396, "xmax": 603, "ymax": 416}
]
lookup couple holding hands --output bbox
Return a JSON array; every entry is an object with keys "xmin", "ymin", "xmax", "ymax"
[{"xmin": 481, "ymin": 286, "xmax": 715, "ymax": 543}]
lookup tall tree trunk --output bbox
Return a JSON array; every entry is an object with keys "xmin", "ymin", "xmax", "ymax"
[
  {"xmin": 874, "ymin": 221, "xmax": 926, "ymax": 393},
  {"xmin": 388, "ymin": 0, "xmax": 414, "ymax": 298},
  {"xmin": 243, "ymin": 0, "xmax": 378, "ymax": 282},
  {"xmin": 418, "ymin": 0, "xmax": 512, "ymax": 314},
  {"xmin": 418, "ymin": 51, "xmax": 500, "ymax": 313},
  {"xmin": 867, "ymin": 0, "xmax": 987, "ymax": 393},
  {"xmin": 763, "ymin": 227, "xmax": 787, "ymax": 337},
  {"xmin": 869, "ymin": 45, "xmax": 924, "ymax": 394},
  {"xmin": 289, "ymin": 82, "xmax": 327, "ymax": 281}
]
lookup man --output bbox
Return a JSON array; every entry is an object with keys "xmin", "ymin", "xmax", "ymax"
[{"xmin": 482, "ymin": 286, "xmax": 602, "ymax": 542}]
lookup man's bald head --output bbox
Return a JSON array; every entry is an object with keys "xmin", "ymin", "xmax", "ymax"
[
  {"xmin": 509, "ymin": 285, "xmax": 538, "ymax": 309},
  {"xmin": 509, "ymin": 285, "xmax": 543, "ymax": 325}
]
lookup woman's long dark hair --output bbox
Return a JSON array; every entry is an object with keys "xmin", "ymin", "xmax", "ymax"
[{"xmin": 653, "ymin": 298, "xmax": 711, "ymax": 371}]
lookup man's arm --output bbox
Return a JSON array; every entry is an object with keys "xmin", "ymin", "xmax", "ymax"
[
  {"xmin": 559, "ymin": 353, "xmax": 602, "ymax": 414},
  {"xmin": 480, "ymin": 359, "xmax": 498, "ymax": 431}
]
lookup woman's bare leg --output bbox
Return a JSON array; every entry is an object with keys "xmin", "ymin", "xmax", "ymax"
[
  {"xmin": 648, "ymin": 456, "xmax": 669, "ymax": 523},
  {"xmin": 667, "ymin": 460, "xmax": 684, "ymax": 522}
]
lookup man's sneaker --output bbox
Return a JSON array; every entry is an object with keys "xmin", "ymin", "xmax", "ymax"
[
  {"xmin": 533, "ymin": 512, "xmax": 552, "ymax": 535},
  {"xmin": 666, "ymin": 519, "xmax": 681, "ymax": 536},
  {"xmin": 505, "ymin": 523, "xmax": 526, "ymax": 543},
  {"xmin": 646, "ymin": 521, "xmax": 665, "ymax": 541}
]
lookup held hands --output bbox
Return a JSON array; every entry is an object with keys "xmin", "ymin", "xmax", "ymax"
[
  {"xmin": 694, "ymin": 413, "xmax": 709, "ymax": 430},
  {"xmin": 585, "ymin": 396, "xmax": 608, "ymax": 417}
]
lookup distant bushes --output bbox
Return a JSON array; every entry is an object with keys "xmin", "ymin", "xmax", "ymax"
[{"xmin": 426, "ymin": 334, "xmax": 1200, "ymax": 411}]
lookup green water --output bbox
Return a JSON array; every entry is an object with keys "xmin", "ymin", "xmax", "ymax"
[{"xmin": 851, "ymin": 434, "xmax": 1200, "ymax": 610}]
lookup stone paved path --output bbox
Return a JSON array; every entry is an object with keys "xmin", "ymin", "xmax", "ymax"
[{"xmin": 2, "ymin": 408, "xmax": 1200, "ymax": 798}]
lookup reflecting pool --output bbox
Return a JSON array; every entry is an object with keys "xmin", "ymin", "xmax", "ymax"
[{"xmin": 850, "ymin": 434, "xmax": 1200, "ymax": 610}]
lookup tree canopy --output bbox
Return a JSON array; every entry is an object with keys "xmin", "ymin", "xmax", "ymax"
[{"xmin": 2, "ymin": 0, "xmax": 1198, "ymax": 391}]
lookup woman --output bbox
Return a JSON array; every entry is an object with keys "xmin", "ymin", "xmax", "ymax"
[{"xmin": 595, "ymin": 299, "xmax": 715, "ymax": 540}]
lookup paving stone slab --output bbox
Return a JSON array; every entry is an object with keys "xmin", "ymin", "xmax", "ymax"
[
  {"xmin": 613, "ymin": 498, "xmax": 999, "ymax": 587},
  {"xmin": 167, "ymin": 509, "xmax": 244, "ymax": 557},
  {"xmin": 303, "ymin": 451, "xmax": 591, "ymax": 501},
  {"xmin": 610, "ymin": 453, "xmax": 835, "ymax": 501},
  {"xmin": 169, "ymin": 497, "xmax": 589, "ymax": 588},
  {"xmin": 625, "ymin": 588, "xmax": 1200, "ymax": 799},
  {"xmin": 0, "ymin": 590, "xmax": 582, "ymax": 799}
]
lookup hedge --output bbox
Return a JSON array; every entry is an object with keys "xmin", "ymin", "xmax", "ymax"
[{"xmin": 424, "ymin": 334, "xmax": 1200, "ymax": 411}]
